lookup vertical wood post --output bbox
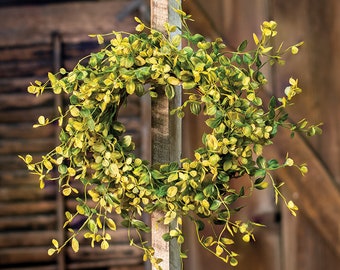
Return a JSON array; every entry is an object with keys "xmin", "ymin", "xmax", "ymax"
[
  {"xmin": 150, "ymin": 0, "xmax": 181, "ymax": 269},
  {"xmin": 52, "ymin": 32, "xmax": 66, "ymax": 270}
]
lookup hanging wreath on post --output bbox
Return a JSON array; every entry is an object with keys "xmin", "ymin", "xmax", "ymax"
[{"xmin": 20, "ymin": 8, "xmax": 321, "ymax": 269}]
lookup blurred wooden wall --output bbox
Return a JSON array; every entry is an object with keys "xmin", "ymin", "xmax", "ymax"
[
  {"xmin": 0, "ymin": 0, "xmax": 339, "ymax": 270},
  {"xmin": 183, "ymin": 0, "xmax": 340, "ymax": 269}
]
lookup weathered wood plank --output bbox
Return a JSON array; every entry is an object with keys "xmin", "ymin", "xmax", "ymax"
[
  {"xmin": 0, "ymin": 1, "xmax": 136, "ymax": 47},
  {"xmin": 0, "ymin": 201, "xmax": 56, "ymax": 216},
  {"xmin": 0, "ymin": 44, "xmax": 51, "ymax": 62},
  {"xmin": 0, "ymin": 170, "xmax": 38, "ymax": 186},
  {"xmin": 0, "ymin": 215, "xmax": 57, "ymax": 230},
  {"xmin": 0, "ymin": 246, "xmax": 55, "ymax": 264},
  {"xmin": 0, "ymin": 185, "xmax": 56, "ymax": 201},
  {"xmin": 0, "ymin": 93, "xmax": 54, "ymax": 110},
  {"xmin": 0, "ymin": 123, "xmax": 55, "ymax": 139},
  {"xmin": 0, "ymin": 138, "xmax": 55, "ymax": 154},
  {"xmin": 67, "ymin": 259, "xmax": 143, "ymax": 270},
  {"xmin": 0, "ymin": 154, "xmax": 45, "ymax": 170},
  {"xmin": 1, "ymin": 265, "xmax": 57, "ymax": 270},
  {"xmin": 0, "ymin": 107, "xmax": 54, "ymax": 123},
  {"xmin": 0, "ymin": 230, "xmax": 57, "ymax": 248},
  {"xmin": 0, "ymin": 60, "xmax": 52, "ymax": 78},
  {"xmin": 0, "ymin": 76, "xmax": 47, "ymax": 93},
  {"xmin": 66, "ymin": 244, "xmax": 144, "ymax": 261}
]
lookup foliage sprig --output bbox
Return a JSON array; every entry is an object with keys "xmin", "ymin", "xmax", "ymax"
[{"xmin": 20, "ymin": 9, "xmax": 321, "ymax": 269}]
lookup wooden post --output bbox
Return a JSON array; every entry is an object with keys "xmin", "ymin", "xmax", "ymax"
[
  {"xmin": 52, "ymin": 32, "xmax": 66, "ymax": 270},
  {"xmin": 150, "ymin": 0, "xmax": 181, "ymax": 269}
]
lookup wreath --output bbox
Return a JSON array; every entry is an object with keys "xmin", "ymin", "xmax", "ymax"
[{"xmin": 20, "ymin": 9, "xmax": 321, "ymax": 269}]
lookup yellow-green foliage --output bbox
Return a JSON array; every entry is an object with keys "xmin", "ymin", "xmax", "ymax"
[{"xmin": 20, "ymin": 9, "xmax": 321, "ymax": 269}]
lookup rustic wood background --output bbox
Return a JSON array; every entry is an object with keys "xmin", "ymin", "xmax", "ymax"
[{"xmin": 0, "ymin": 0, "xmax": 339, "ymax": 269}]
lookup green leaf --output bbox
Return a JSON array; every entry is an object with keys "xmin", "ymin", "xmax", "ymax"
[
  {"xmin": 237, "ymin": 40, "xmax": 248, "ymax": 52},
  {"xmin": 58, "ymin": 164, "xmax": 68, "ymax": 175},
  {"xmin": 162, "ymin": 233, "xmax": 171, "ymax": 242},
  {"xmin": 151, "ymin": 170, "xmax": 165, "ymax": 180},
  {"xmin": 267, "ymin": 159, "xmax": 279, "ymax": 169},
  {"xmin": 182, "ymin": 81, "xmax": 197, "ymax": 89},
  {"xmin": 165, "ymin": 84, "xmax": 175, "ymax": 99},
  {"xmin": 88, "ymin": 219, "xmax": 98, "ymax": 233},
  {"xmin": 210, "ymin": 200, "xmax": 221, "ymax": 211},
  {"xmin": 190, "ymin": 102, "xmax": 201, "ymax": 115},
  {"xmin": 224, "ymin": 194, "xmax": 238, "ymax": 204},
  {"xmin": 230, "ymin": 257, "xmax": 238, "ymax": 266},
  {"xmin": 195, "ymin": 220, "xmax": 205, "ymax": 231},
  {"xmin": 131, "ymin": 219, "xmax": 151, "ymax": 232}
]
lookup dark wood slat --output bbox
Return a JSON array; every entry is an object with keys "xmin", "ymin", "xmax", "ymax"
[
  {"xmin": 0, "ymin": 169, "xmax": 38, "ymax": 186},
  {"xmin": 0, "ymin": 123, "xmax": 55, "ymax": 139},
  {"xmin": 0, "ymin": 201, "xmax": 56, "ymax": 216},
  {"xmin": 0, "ymin": 76, "xmax": 47, "ymax": 93},
  {"xmin": 0, "ymin": 230, "xmax": 57, "ymax": 248},
  {"xmin": 0, "ymin": 246, "xmax": 56, "ymax": 264},
  {"xmin": 0, "ymin": 44, "xmax": 51, "ymax": 62},
  {"xmin": 0, "ymin": 107, "xmax": 55, "ymax": 123},
  {"xmin": 0, "ymin": 93, "xmax": 54, "ymax": 110},
  {"xmin": 0, "ymin": 138, "xmax": 55, "ymax": 154},
  {"xmin": 0, "ymin": 60, "xmax": 52, "ymax": 78},
  {"xmin": 67, "ymin": 259, "xmax": 143, "ymax": 270},
  {"xmin": 0, "ymin": 184, "xmax": 56, "ymax": 202},
  {"xmin": 0, "ymin": 215, "xmax": 57, "ymax": 230},
  {"xmin": 1, "ymin": 265, "xmax": 57, "ymax": 270},
  {"xmin": 66, "ymin": 244, "xmax": 144, "ymax": 261},
  {"xmin": 0, "ymin": 154, "xmax": 45, "ymax": 171}
]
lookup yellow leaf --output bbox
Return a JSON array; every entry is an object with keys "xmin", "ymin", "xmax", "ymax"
[
  {"xmin": 97, "ymin": 34, "xmax": 104, "ymax": 45},
  {"xmin": 167, "ymin": 186, "xmax": 178, "ymax": 198},
  {"xmin": 43, "ymin": 159, "xmax": 53, "ymax": 170},
  {"xmin": 253, "ymin": 33, "xmax": 259, "ymax": 45},
  {"xmin": 135, "ymin": 23, "xmax": 145, "ymax": 32},
  {"xmin": 71, "ymin": 237, "xmax": 79, "ymax": 253},
  {"xmin": 126, "ymin": 81, "xmax": 135, "ymax": 95},
  {"xmin": 25, "ymin": 154, "xmax": 33, "ymax": 164},
  {"xmin": 167, "ymin": 76, "xmax": 180, "ymax": 86},
  {"xmin": 106, "ymin": 218, "xmax": 117, "ymax": 231},
  {"xmin": 242, "ymin": 234, "xmax": 250, "ymax": 242},
  {"xmin": 62, "ymin": 187, "xmax": 72, "ymax": 196},
  {"xmin": 76, "ymin": 205, "xmax": 85, "ymax": 215},
  {"xmin": 48, "ymin": 248, "xmax": 56, "ymax": 256},
  {"xmin": 52, "ymin": 239, "xmax": 59, "ymax": 248},
  {"xmin": 291, "ymin": 46, "xmax": 299, "ymax": 54},
  {"xmin": 67, "ymin": 167, "xmax": 76, "ymax": 176},
  {"xmin": 101, "ymin": 240, "xmax": 110, "ymax": 250},
  {"xmin": 169, "ymin": 229, "xmax": 179, "ymax": 237},
  {"xmin": 38, "ymin": 115, "xmax": 45, "ymax": 125},
  {"xmin": 261, "ymin": 46, "xmax": 273, "ymax": 53},
  {"xmin": 70, "ymin": 106, "xmax": 80, "ymax": 117},
  {"xmin": 221, "ymin": 237, "xmax": 234, "ymax": 245},
  {"xmin": 215, "ymin": 245, "xmax": 224, "ymax": 256}
]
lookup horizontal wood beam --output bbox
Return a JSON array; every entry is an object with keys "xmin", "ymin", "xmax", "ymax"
[{"xmin": 0, "ymin": 1, "xmax": 136, "ymax": 47}]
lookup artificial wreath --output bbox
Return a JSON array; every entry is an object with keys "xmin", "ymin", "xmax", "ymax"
[{"xmin": 20, "ymin": 8, "xmax": 321, "ymax": 269}]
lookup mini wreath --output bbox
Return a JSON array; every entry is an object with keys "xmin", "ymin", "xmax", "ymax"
[{"xmin": 21, "ymin": 10, "xmax": 321, "ymax": 269}]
